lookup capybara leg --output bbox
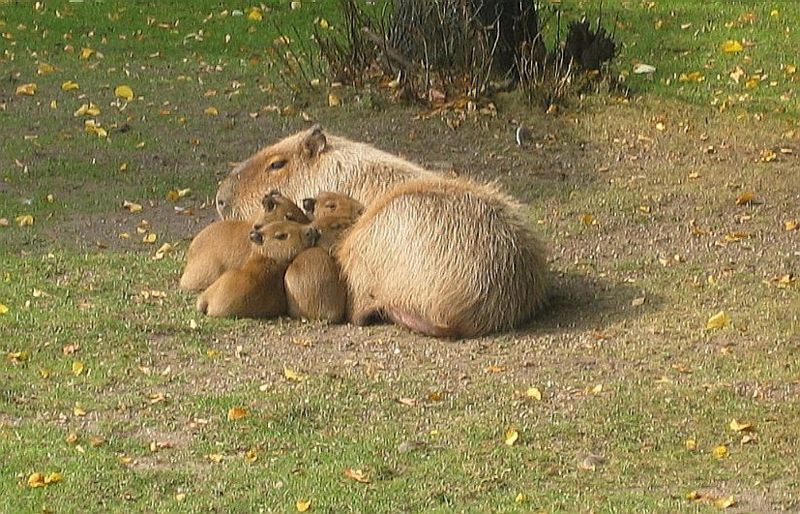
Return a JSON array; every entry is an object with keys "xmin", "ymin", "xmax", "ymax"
[
  {"xmin": 351, "ymin": 307, "xmax": 381, "ymax": 326},
  {"xmin": 196, "ymin": 295, "xmax": 209, "ymax": 315},
  {"xmin": 385, "ymin": 308, "xmax": 459, "ymax": 338}
]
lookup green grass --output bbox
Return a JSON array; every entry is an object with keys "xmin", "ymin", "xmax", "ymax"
[{"xmin": 2, "ymin": 1, "xmax": 799, "ymax": 513}]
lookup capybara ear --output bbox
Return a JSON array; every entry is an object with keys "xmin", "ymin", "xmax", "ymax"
[
  {"xmin": 302, "ymin": 198, "xmax": 316, "ymax": 213},
  {"xmin": 302, "ymin": 124, "xmax": 327, "ymax": 159},
  {"xmin": 262, "ymin": 194, "xmax": 276, "ymax": 211}
]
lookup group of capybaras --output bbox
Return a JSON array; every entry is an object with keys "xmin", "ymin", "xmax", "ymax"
[{"xmin": 180, "ymin": 124, "xmax": 549, "ymax": 338}]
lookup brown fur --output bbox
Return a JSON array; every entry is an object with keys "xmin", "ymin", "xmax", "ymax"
[
  {"xmin": 196, "ymin": 221, "xmax": 318, "ymax": 318},
  {"xmin": 179, "ymin": 191, "xmax": 307, "ymax": 291},
  {"xmin": 284, "ymin": 215, "xmax": 355, "ymax": 323},
  {"xmin": 215, "ymin": 125, "xmax": 437, "ymax": 220},
  {"xmin": 336, "ymin": 177, "xmax": 549, "ymax": 338},
  {"xmin": 302, "ymin": 191, "xmax": 364, "ymax": 221}
]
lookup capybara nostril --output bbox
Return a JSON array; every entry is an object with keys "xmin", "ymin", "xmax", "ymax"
[
  {"xmin": 253, "ymin": 223, "xmax": 263, "ymax": 231},
  {"xmin": 249, "ymin": 230, "xmax": 263, "ymax": 245},
  {"xmin": 308, "ymin": 227, "xmax": 320, "ymax": 246},
  {"xmin": 302, "ymin": 198, "xmax": 316, "ymax": 214}
]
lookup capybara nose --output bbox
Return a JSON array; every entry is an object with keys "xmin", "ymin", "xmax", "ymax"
[
  {"xmin": 302, "ymin": 198, "xmax": 316, "ymax": 214},
  {"xmin": 249, "ymin": 230, "xmax": 263, "ymax": 245},
  {"xmin": 308, "ymin": 227, "xmax": 320, "ymax": 246}
]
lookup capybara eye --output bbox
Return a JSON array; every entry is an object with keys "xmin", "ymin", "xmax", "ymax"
[
  {"xmin": 269, "ymin": 159, "xmax": 287, "ymax": 170},
  {"xmin": 324, "ymin": 202, "xmax": 336, "ymax": 209},
  {"xmin": 274, "ymin": 232, "xmax": 288, "ymax": 240}
]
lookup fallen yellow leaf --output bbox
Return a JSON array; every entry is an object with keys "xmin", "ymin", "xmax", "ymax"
[
  {"xmin": 296, "ymin": 499, "xmax": 311, "ymax": 512},
  {"xmin": 729, "ymin": 419, "xmax": 753, "ymax": 432},
  {"xmin": 525, "ymin": 387, "xmax": 542, "ymax": 401},
  {"xmin": 679, "ymin": 71, "xmax": 704, "ymax": 83},
  {"xmin": 504, "ymin": 428, "xmax": 519, "ymax": 446},
  {"xmin": 61, "ymin": 80, "xmax": 80, "ymax": 91},
  {"xmin": 785, "ymin": 219, "xmax": 798, "ymax": 231},
  {"xmin": 721, "ymin": 40, "xmax": 743, "ymax": 53},
  {"xmin": 153, "ymin": 243, "xmax": 173, "ymax": 260},
  {"xmin": 714, "ymin": 496, "xmax": 736, "ymax": 509},
  {"xmin": 685, "ymin": 438, "xmax": 697, "ymax": 451},
  {"xmin": 122, "ymin": 200, "xmax": 143, "ymax": 213},
  {"xmin": 0, "ymin": 304, "xmax": 9, "ymax": 315},
  {"xmin": 37, "ymin": 62, "xmax": 55, "ymax": 75},
  {"xmin": 686, "ymin": 490, "xmax": 702, "ymax": 501},
  {"xmin": 284, "ymin": 367, "xmax": 306, "ymax": 382},
  {"xmin": 72, "ymin": 361, "xmax": 85, "ymax": 375},
  {"xmin": 206, "ymin": 453, "xmax": 223, "ymax": 463},
  {"xmin": 7, "ymin": 351, "xmax": 27, "ymax": 362},
  {"xmin": 73, "ymin": 102, "xmax": 101, "ymax": 117},
  {"xmin": 16, "ymin": 83, "xmax": 37, "ymax": 96},
  {"xmin": 73, "ymin": 404, "xmax": 87, "ymax": 417},
  {"xmin": 114, "ymin": 85, "xmax": 134, "ymax": 101},
  {"xmin": 735, "ymin": 191, "xmax": 758, "ymax": 205},
  {"xmin": 581, "ymin": 213, "xmax": 596, "ymax": 225},
  {"xmin": 328, "ymin": 93, "xmax": 341, "ymax": 107},
  {"xmin": 204, "ymin": 106, "xmax": 219, "ymax": 116},
  {"xmin": 247, "ymin": 8, "xmax": 263, "ymax": 21},
  {"xmin": 706, "ymin": 311, "xmax": 731, "ymax": 330},
  {"xmin": 343, "ymin": 468, "xmax": 370, "ymax": 483},
  {"xmin": 227, "ymin": 407, "xmax": 249, "ymax": 421},
  {"xmin": 143, "ymin": 233, "xmax": 157, "ymax": 244},
  {"xmin": 712, "ymin": 445, "xmax": 728, "ymax": 459},
  {"xmin": 79, "ymin": 47, "xmax": 95, "ymax": 59},
  {"xmin": 16, "ymin": 214, "xmax": 34, "ymax": 227},
  {"xmin": 515, "ymin": 493, "xmax": 526, "ymax": 504},
  {"xmin": 245, "ymin": 449, "xmax": 258, "ymax": 463}
]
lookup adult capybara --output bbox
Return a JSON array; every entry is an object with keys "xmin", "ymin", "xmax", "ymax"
[
  {"xmin": 215, "ymin": 124, "xmax": 436, "ymax": 220},
  {"xmin": 196, "ymin": 221, "xmax": 319, "ymax": 318},
  {"xmin": 179, "ymin": 191, "xmax": 308, "ymax": 291},
  {"xmin": 301, "ymin": 191, "xmax": 364, "ymax": 221},
  {"xmin": 284, "ymin": 214, "xmax": 355, "ymax": 323},
  {"xmin": 336, "ymin": 177, "xmax": 549, "ymax": 338}
]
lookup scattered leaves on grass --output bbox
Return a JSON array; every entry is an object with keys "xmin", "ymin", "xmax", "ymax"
[
  {"xmin": 142, "ymin": 233, "xmax": 157, "ymax": 244},
  {"xmin": 515, "ymin": 493, "xmax": 526, "ymax": 504},
  {"xmin": 706, "ymin": 311, "xmax": 731, "ymax": 330},
  {"xmin": 715, "ymin": 496, "xmax": 737, "ymax": 509},
  {"xmin": 785, "ymin": 219, "xmax": 798, "ymax": 231},
  {"xmin": 580, "ymin": 213, "xmax": 597, "ymax": 226},
  {"xmin": 71, "ymin": 361, "xmax": 85, "ymax": 375},
  {"xmin": 204, "ymin": 106, "xmax": 219, "ymax": 116},
  {"xmin": 16, "ymin": 214, "xmax": 34, "ymax": 227},
  {"xmin": 343, "ymin": 468, "xmax": 370, "ymax": 483},
  {"xmin": 62, "ymin": 343, "xmax": 80, "ymax": 355},
  {"xmin": 247, "ymin": 8, "xmax": 263, "ymax": 21},
  {"xmin": 114, "ymin": 85, "xmax": 134, "ymax": 101},
  {"xmin": 206, "ymin": 453, "xmax": 223, "ymax": 463},
  {"xmin": 712, "ymin": 445, "xmax": 728, "ymax": 459},
  {"xmin": 16, "ymin": 83, "xmax": 37, "ymax": 96},
  {"xmin": 37, "ymin": 62, "xmax": 55, "ymax": 75},
  {"xmin": 721, "ymin": 40, "xmax": 744, "ymax": 53},
  {"xmin": 0, "ymin": 304, "xmax": 10, "ymax": 316},
  {"xmin": 27, "ymin": 472, "xmax": 62, "ymax": 488},
  {"xmin": 73, "ymin": 404, "xmax": 87, "ymax": 417},
  {"xmin": 685, "ymin": 438, "xmax": 698, "ymax": 451},
  {"xmin": 504, "ymin": 428, "xmax": 519, "ymax": 446},
  {"xmin": 245, "ymin": 449, "xmax": 258, "ymax": 463},
  {"xmin": 0, "ymin": 218, "xmax": 9, "ymax": 228},
  {"xmin": 296, "ymin": 499, "xmax": 311, "ymax": 512},
  {"xmin": 227, "ymin": 407, "xmax": 248, "ymax": 421}
]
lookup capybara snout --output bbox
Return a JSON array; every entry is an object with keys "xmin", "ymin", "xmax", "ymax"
[{"xmin": 249, "ymin": 229, "xmax": 263, "ymax": 245}]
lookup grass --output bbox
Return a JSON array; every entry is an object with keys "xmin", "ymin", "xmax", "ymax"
[{"xmin": 2, "ymin": 1, "xmax": 799, "ymax": 513}]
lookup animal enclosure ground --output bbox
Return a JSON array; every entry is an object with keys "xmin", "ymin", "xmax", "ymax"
[{"xmin": 1, "ymin": 1, "xmax": 798, "ymax": 513}]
